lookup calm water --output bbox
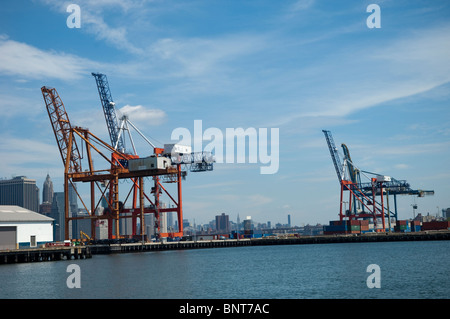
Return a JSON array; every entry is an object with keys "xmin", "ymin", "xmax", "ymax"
[{"xmin": 0, "ymin": 240, "xmax": 449, "ymax": 299}]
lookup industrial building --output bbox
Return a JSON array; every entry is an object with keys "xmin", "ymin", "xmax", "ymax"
[{"xmin": 0, "ymin": 205, "xmax": 53, "ymax": 249}]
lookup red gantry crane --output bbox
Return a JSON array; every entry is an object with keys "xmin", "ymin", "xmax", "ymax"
[
  {"xmin": 42, "ymin": 84, "xmax": 214, "ymax": 241},
  {"xmin": 322, "ymin": 130, "xmax": 434, "ymax": 233},
  {"xmin": 91, "ymin": 72, "xmax": 214, "ymax": 240}
]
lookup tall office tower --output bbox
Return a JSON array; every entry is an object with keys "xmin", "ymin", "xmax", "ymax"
[
  {"xmin": 50, "ymin": 185, "xmax": 79, "ymax": 241},
  {"xmin": 39, "ymin": 174, "xmax": 54, "ymax": 215},
  {"xmin": 216, "ymin": 213, "xmax": 230, "ymax": 233},
  {"xmin": 288, "ymin": 214, "xmax": 291, "ymax": 227},
  {"xmin": 51, "ymin": 192, "xmax": 65, "ymax": 241},
  {"xmin": 42, "ymin": 174, "xmax": 54, "ymax": 204},
  {"xmin": 0, "ymin": 176, "xmax": 40, "ymax": 212},
  {"xmin": 243, "ymin": 216, "xmax": 252, "ymax": 235}
]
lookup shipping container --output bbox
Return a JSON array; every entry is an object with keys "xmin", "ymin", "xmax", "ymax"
[
  {"xmin": 376, "ymin": 175, "xmax": 391, "ymax": 182},
  {"xmin": 330, "ymin": 220, "xmax": 345, "ymax": 226},
  {"xmin": 360, "ymin": 220, "xmax": 369, "ymax": 226},
  {"xmin": 128, "ymin": 156, "xmax": 172, "ymax": 171},
  {"xmin": 422, "ymin": 221, "xmax": 450, "ymax": 230},
  {"xmin": 163, "ymin": 143, "xmax": 192, "ymax": 155},
  {"xmin": 324, "ymin": 225, "xmax": 347, "ymax": 231},
  {"xmin": 411, "ymin": 225, "xmax": 421, "ymax": 232}
]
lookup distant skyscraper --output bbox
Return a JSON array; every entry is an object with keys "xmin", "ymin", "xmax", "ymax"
[
  {"xmin": 39, "ymin": 174, "xmax": 54, "ymax": 215},
  {"xmin": 0, "ymin": 176, "xmax": 39, "ymax": 212},
  {"xmin": 51, "ymin": 192, "xmax": 65, "ymax": 241},
  {"xmin": 42, "ymin": 174, "xmax": 54, "ymax": 204},
  {"xmin": 216, "ymin": 213, "xmax": 229, "ymax": 233},
  {"xmin": 50, "ymin": 185, "xmax": 79, "ymax": 241}
]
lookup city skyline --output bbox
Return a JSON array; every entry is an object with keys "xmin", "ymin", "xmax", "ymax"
[{"xmin": 0, "ymin": 1, "xmax": 449, "ymax": 226}]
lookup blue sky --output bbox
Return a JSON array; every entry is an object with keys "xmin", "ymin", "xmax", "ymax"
[{"xmin": 0, "ymin": 0, "xmax": 449, "ymax": 226}]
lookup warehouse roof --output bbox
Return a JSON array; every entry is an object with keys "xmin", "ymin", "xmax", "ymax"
[{"xmin": 0, "ymin": 205, "xmax": 54, "ymax": 222}]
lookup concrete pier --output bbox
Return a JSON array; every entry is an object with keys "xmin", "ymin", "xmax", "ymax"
[
  {"xmin": 2, "ymin": 231, "xmax": 447, "ymax": 263},
  {"xmin": 88, "ymin": 230, "xmax": 450, "ymax": 255},
  {"xmin": 0, "ymin": 246, "xmax": 92, "ymax": 264}
]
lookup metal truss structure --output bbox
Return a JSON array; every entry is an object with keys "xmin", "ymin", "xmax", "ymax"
[
  {"xmin": 322, "ymin": 130, "xmax": 434, "ymax": 231},
  {"xmin": 42, "ymin": 86, "xmax": 185, "ymax": 240}
]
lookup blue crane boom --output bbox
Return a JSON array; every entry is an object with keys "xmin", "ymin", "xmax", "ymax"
[
  {"xmin": 322, "ymin": 130, "xmax": 343, "ymax": 182},
  {"xmin": 92, "ymin": 72, "xmax": 125, "ymax": 152}
]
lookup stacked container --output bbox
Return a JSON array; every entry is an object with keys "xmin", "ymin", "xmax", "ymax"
[
  {"xmin": 347, "ymin": 220, "xmax": 360, "ymax": 234},
  {"xmin": 323, "ymin": 220, "xmax": 346, "ymax": 234},
  {"xmin": 360, "ymin": 220, "xmax": 370, "ymax": 233},
  {"xmin": 422, "ymin": 221, "xmax": 450, "ymax": 231},
  {"xmin": 324, "ymin": 219, "xmax": 370, "ymax": 235},
  {"xmin": 394, "ymin": 220, "xmax": 410, "ymax": 232},
  {"xmin": 411, "ymin": 220, "xmax": 422, "ymax": 232}
]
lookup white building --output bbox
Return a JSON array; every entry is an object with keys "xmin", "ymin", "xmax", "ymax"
[{"xmin": 0, "ymin": 205, "xmax": 54, "ymax": 250}]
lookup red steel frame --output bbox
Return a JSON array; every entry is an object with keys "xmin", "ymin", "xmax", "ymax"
[
  {"xmin": 42, "ymin": 86, "xmax": 185, "ymax": 241},
  {"xmin": 339, "ymin": 178, "xmax": 386, "ymax": 232}
]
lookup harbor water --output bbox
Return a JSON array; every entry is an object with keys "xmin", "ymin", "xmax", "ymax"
[{"xmin": 0, "ymin": 240, "xmax": 448, "ymax": 299}]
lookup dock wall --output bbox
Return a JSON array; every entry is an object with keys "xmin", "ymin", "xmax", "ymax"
[
  {"xmin": 90, "ymin": 230, "xmax": 450, "ymax": 254},
  {"xmin": 1, "ymin": 231, "xmax": 448, "ymax": 264},
  {"xmin": 0, "ymin": 246, "xmax": 91, "ymax": 264}
]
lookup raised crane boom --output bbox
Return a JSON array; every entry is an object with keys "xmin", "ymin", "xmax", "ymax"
[
  {"xmin": 91, "ymin": 72, "xmax": 126, "ymax": 152},
  {"xmin": 41, "ymin": 86, "xmax": 82, "ymax": 173},
  {"xmin": 322, "ymin": 130, "xmax": 343, "ymax": 182}
]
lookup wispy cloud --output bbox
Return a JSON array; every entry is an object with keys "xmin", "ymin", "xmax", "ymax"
[
  {"xmin": 268, "ymin": 23, "xmax": 450, "ymax": 127},
  {"xmin": 0, "ymin": 135, "xmax": 61, "ymax": 178},
  {"xmin": 81, "ymin": 11, "xmax": 144, "ymax": 55},
  {"xmin": 0, "ymin": 35, "xmax": 101, "ymax": 80},
  {"xmin": 39, "ymin": 0, "xmax": 146, "ymax": 54},
  {"xmin": 290, "ymin": 0, "xmax": 315, "ymax": 12},
  {"xmin": 149, "ymin": 34, "xmax": 268, "ymax": 78},
  {"xmin": 118, "ymin": 104, "xmax": 166, "ymax": 126}
]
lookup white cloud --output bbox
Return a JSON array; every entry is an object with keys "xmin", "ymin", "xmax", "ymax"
[
  {"xmin": 290, "ymin": 0, "xmax": 315, "ymax": 11},
  {"xmin": 0, "ymin": 93, "xmax": 42, "ymax": 118},
  {"xmin": 247, "ymin": 194, "xmax": 274, "ymax": 206},
  {"xmin": 269, "ymin": 24, "xmax": 450, "ymax": 127},
  {"xmin": 0, "ymin": 36, "xmax": 101, "ymax": 81},
  {"xmin": 149, "ymin": 34, "xmax": 268, "ymax": 78},
  {"xmin": 394, "ymin": 164, "xmax": 410, "ymax": 170},
  {"xmin": 0, "ymin": 135, "xmax": 61, "ymax": 178},
  {"xmin": 39, "ymin": 0, "xmax": 146, "ymax": 55},
  {"xmin": 118, "ymin": 104, "xmax": 166, "ymax": 125},
  {"xmin": 81, "ymin": 11, "xmax": 144, "ymax": 55}
]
